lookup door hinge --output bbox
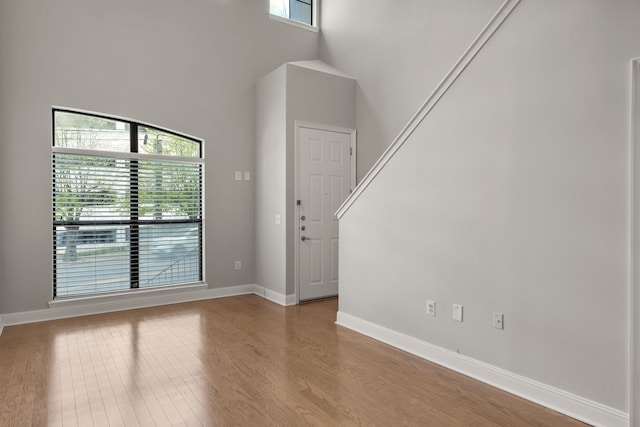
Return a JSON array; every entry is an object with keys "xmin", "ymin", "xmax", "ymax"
[
  {"xmin": 350, "ymin": 147, "xmax": 353, "ymax": 155},
  {"xmin": 297, "ymin": 200, "xmax": 301, "ymax": 206}
]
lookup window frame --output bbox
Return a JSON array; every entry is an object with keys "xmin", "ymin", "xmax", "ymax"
[
  {"xmin": 269, "ymin": 0, "xmax": 319, "ymax": 33},
  {"xmin": 51, "ymin": 107, "xmax": 205, "ymax": 299}
]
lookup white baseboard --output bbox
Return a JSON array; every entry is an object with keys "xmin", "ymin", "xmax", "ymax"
[
  {"xmin": 336, "ymin": 311, "xmax": 629, "ymax": 427},
  {"xmin": 0, "ymin": 284, "xmax": 256, "ymax": 329},
  {"xmin": 253, "ymin": 284, "xmax": 296, "ymax": 306},
  {"xmin": 0, "ymin": 284, "xmax": 300, "ymax": 337}
]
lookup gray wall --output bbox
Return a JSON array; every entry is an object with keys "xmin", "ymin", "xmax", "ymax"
[
  {"xmin": 634, "ymin": 59, "xmax": 640, "ymax": 427},
  {"xmin": 0, "ymin": 0, "xmax": 318, "ymax": 314},
  {"xmin": 0, "ymin": 69, "xmax": 3, "ymax": 313},
  {"xmin": 255, "ymin": 65, "xmax": 288, "ymax": 296},
  {"xmin": 319, "ymin": 0, "xmax": 502, "ymax": 179},
  {"xmin": 255, "ymin": 61, "xmax": 355, "ymax": 297},
  {"xmin": 331, "ymin": 0, "xmax": 639, "ymax": 413}
]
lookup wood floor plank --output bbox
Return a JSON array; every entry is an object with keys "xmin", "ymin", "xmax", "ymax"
[{"xmin": 0, "ymin": 295, "xmax": 587, "ymax": 426}]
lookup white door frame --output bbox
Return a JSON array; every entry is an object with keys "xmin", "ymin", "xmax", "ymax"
[
  {"xmin": 631, "ymin": 57, "xmax": 640, "ymax": 427},
  {"xmin": 294, "ymin": 121, "xmax": 356, "ymax": 304}
]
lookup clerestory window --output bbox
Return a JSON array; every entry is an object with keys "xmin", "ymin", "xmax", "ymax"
[
  {"xmin": 269, "ymin": 0, "xmax": 317, "ymax": 31},
  {"xmin": 52, "ymin": 109, "xmax": 204, "ymax": 298}
]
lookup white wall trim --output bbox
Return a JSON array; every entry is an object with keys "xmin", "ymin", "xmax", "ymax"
[
  {"xmin": 268, "ymin": 13, "xmax": 319, "ymax": 33},
  {"xmin": 0, "ymin": 284, "xmax": 256, "ymax": 328},
  {"xmin": 335, "ymin": 0, "xmax": 521, "ymax": 219},
  {"xmin": 631, "ymin": 57, "xmax": 640, "ymax": 427},
  {"xmin": 253, "ymin": 284, "xmax": 297, "ymax": 306},
  {"xmin": 337, "ymin": 311, "xmax": 628, "ymax": 427},
  {"xmin": 0, "ymin": 284, "xmax": 297, "ymax": 336},
  {"xmin": 48, "ymin": 282, "xmax": 209, "ymax": 309}
]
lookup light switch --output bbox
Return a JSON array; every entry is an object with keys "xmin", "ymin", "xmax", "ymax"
[
  {"xmin": 453, "ymin": 304, "xmax": 463, "ymax": 322},
  {"xmin": 244, "ymin": 171, "xmax": 251, "ymax": 181},
  {"xmin": 275, "ymin": 214, "xmax": 281, "ymax": 225},
  {"xmin": 493, "ymin": 312, "xmax": 504, "ymax": 330},
  {"xmin": 235, "ymin": 171, "xmax": 242, "ymax": 181}
]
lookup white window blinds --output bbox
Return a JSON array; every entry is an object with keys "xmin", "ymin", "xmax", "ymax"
[{"xmin": 52, "ymin": 110, "xmax": 203, "ymax": 298}]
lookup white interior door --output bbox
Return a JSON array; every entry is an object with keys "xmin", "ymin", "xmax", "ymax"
[{"xmin": 298, "ymin": 125, "xmax": 353, "ymax": 301}]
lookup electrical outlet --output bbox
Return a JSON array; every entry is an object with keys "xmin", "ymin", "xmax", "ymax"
[
  {"xmin": 453, "ymin": 304, "xmax": 463, "ymax": 322},
  {"xmin": 426, "ymin": 299, "xmax": 436, "ymax": 316},
  {"xmin": 244, "ymin": 171, "xmax": 251, "ymax": 181},
  {"xmin": 235, "ymin": 261, "xmax": 241, "ymax": 270},
  {"xmin": 235, "ymin": 171, "xmax": 242, "ymax": 181},
  {"xmin": 493, "ymin": 312, "xmax": 504, "ymax": 330}
]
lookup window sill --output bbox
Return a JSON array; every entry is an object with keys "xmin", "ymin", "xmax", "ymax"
[
  {"xmin": 269, "ymin": 14, "xmax": 319, "ymax": 33},
  {"xmin": 49, "ymin": 282, "xmax": 208, "ymax": 309}
]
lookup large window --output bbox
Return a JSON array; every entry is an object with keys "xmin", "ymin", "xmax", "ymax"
[
  {"xmin": 52, "ymin": 109, "xmax": 204, "ymax": 298},
  {"xmin": 270, "ymin": 0, "xmax": 316, "ymax": 29}
]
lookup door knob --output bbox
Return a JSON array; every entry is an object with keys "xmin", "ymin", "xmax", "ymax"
[
  {"xmin": 301, "ymin": 226, "xmax": 306, "ymax": 231},
  {"xmin": 301, "ymin": 216, "xmax": 305, "ymax": 221}
]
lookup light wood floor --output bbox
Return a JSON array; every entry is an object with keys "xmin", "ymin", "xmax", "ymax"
[{"xmin": 0, "ymin": 295, "xmax": 586, "ymax": 426}]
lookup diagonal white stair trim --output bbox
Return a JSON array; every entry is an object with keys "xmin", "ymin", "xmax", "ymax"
[{"xmin": 336, "ymin": 0, "xmax": 521, "ymax": 219}]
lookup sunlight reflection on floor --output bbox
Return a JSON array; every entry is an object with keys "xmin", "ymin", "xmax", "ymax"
[{"xmin": 47, "ymin": 311, "xmax": 204, "ymax": 426}]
